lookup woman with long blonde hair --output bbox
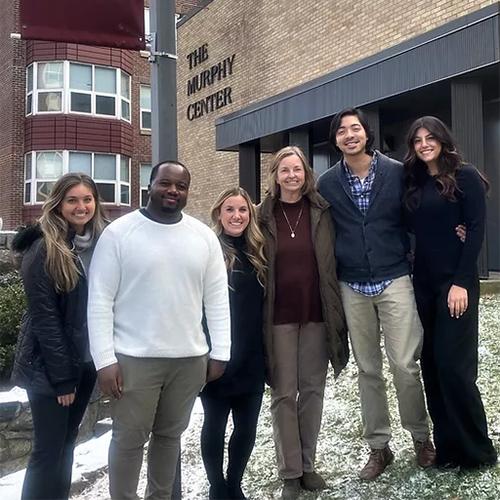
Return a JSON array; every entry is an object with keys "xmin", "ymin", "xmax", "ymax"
[
  {"xmin": 11, "ymin": 173, "xmax": 108, "ymax": 500},
  {"xmin": 259, "ymin": 146, "xmax": 348, "ymax": 499},
  {"xmin": 200, "ymin": 187, "xmax": 266, "ymax": 500}
]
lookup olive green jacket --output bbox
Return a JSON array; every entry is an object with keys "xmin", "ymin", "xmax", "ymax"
[{"xmin": 258, "ymin": 191, "xmax": 349, "ymax": 387}]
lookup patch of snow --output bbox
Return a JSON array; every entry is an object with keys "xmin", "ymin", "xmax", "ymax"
[{"xmin": 0, "ymin": 386, "xmax": 28, "ymax": 404}]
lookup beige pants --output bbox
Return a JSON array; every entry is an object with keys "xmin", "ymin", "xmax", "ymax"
[
  {"xmin": 108, "ymin": 354, "xmax": 207, "ymax": 500},
  {"xmin": 340, "ymin": 275, "xmax": 430, "ymax": 449},
  {"xmin": 270, "ymin": 322, "xmax": 329, "ymax": 479}
]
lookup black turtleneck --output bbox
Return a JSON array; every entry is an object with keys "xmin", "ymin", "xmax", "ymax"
[{"xmin": 203, "ymin": 235, "xmax": 265, "ymax": 397}]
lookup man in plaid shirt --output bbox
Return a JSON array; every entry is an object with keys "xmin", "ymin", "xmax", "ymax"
[{"xmin": 317, "ymin": 108, "xmax": 435, "ymax": 481}]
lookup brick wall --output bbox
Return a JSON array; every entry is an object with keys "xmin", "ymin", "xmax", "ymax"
[
  {"xmin": 176, "ymin": 0, "xmax": 497, "ymax": 223},
  {"xmin": 0, "ymin": 0, "xmax": 25, "ymax": 229}
]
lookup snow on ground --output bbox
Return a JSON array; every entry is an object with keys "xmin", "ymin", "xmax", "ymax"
[
  {"xmin": 0, "ymin": 386, "xmax": 28, "ymax": 404},
  {"xmin": 2, "ymin": 295, "xmax": 500, "ymax": 499}
]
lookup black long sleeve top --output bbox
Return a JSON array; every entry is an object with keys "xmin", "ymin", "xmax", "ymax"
[
  {"xmin": 202, "ymin": 235, "xmax": 265, "ymax": 397},
  {"xmin": 405, "ymin": 164, "xmax": 486, "ymax": 290}
]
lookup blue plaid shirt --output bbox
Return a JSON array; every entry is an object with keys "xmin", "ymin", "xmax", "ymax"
[{"xmin": 343, "ymin": 152, "xmax": 392, "ymax": 297}]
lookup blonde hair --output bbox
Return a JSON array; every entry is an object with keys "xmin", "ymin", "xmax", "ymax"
[
  {"xmin": 39, "ymin": 173, "xmax": 108, "ymax": 293},
  {"xmin": 265, "ymin": 145, "xmax": 316, "ymax": 198},
  {"xmin": 210, "ymin": 187, "xmax": 267, "ymax": 287}
]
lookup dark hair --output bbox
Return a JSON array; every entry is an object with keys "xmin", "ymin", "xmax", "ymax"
[
  {"xmin": 403, "ymin": 116, "xmax": 489, "ymax": 211},
  {"xmin": 149, "ymin": 160, "xmax": 191, "ymax": 185},
  {"xmin": 329, "ymin": 107, "xmax": 375, "ymax": 154}
]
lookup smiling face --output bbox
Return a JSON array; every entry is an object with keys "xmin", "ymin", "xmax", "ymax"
[
  {"xmin": 276, "ymin": 154, "xmax": 305, "ymax": 201},
  {"xmin": 412, "ymin": 127, "xmax": 443, "ymax": 173},
  {"xmin": 148, "ymin": 163, "xmax": 190, "ymax": 215},
  {"xmin": 59, "ymin": 183, "xmax": 96, "ymax": 234},
  {"xmin": 218, "ymin": 195, "xmax": 250, "ymax": 237},
  {"xmin": 335, "ymin": 114, "xmax": 368, "ymax": 157}
]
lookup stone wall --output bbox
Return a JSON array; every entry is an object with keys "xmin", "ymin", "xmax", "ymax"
[{"xmin": 0, "ymin": 394, "xmax": 111, "ymax": 477}]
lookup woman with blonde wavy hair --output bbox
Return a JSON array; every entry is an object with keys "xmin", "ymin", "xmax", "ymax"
[
  {"xmin": 200, "ymin": 187, "xmax": 266, "ymax": 500},
  {"xmin": 11, "ymin": 173, "xmax": 108, "ymax": 500},
  {"xmin": 259, "ymin": 146, "xmax": 348, "ymax": 499}
]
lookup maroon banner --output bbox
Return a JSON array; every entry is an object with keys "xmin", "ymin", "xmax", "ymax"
[{"xmin": 20, "ymin": 0, "xmax": 145, "ymax": 50}]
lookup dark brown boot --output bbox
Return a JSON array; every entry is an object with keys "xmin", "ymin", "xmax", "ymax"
[
  {"xmin": 359, "ymin": 446, "xmax": 394, "ymax": 480},
  {"xmin": 414, "ymin": 438, "xmax": 436, "ymax": 468}
]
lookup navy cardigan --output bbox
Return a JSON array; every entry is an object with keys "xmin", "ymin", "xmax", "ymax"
[{"xmin": 317, "ymin": 151, "xmax": 410, "ymax": 282}]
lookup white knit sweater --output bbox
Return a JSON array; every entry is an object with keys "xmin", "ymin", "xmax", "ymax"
[{"xmin": 87, "ymin": 210, "xmax": 231, "ymax": 370}]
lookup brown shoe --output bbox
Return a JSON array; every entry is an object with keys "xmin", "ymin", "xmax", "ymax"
[
  {"xmin": 281, "ymin": 478, "xmax": 301, "ymax": 500},
  {"xmin": 414, "ymin": 438, "xmax": 436, "ymax": 468},
  {"xmin": 301, "ymin": 471, "xmax": 327, "ymax": 491},
  {"xmin": 359, "ymin": 446, "xmax": 394, "ymax": 480}
]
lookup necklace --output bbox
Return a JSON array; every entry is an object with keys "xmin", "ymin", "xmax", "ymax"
[{"xmin": 279, "ymin": 199, "xmax": 304, "ymax": 238}]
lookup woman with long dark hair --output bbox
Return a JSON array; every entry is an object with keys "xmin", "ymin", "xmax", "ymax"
[
  {"xmin": 11, "ymin": 173, "xmax": 108, "ymax": 499},
  {"xmin": 259, "ymin": 146, "xmax": 348, "ymax": 500},
  {"xmin": 403, "ymin": 116, "xmax": 497, "ymax": 469},
  {"xmin": 200, "ymin": 187, "xmax": 267, "ymax": 500}
]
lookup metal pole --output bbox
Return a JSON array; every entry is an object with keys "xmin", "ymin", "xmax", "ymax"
[
  {"xmin": 150, "ymin": 4, "xmax": 181, "ymax": 499},
  {"xmin": 150, "ymin": 0, "xmax": 178, "ymax": 164}
]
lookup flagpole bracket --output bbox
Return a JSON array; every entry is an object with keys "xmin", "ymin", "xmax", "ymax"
[{"xmin": 147, "ymin": 33, "xmax": 177, "ymax": 62}]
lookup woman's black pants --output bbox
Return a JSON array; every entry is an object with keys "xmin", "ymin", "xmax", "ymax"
[
  {"xmin": 414, "ymin": 280, "xmax": 497, "ymax": 468},
  {"xmin": 21, "ymin": 363, "xmax": 96, "ymax": 500},
  {"xmin": 200, "ymin": 392, "xmax": 263, "ymax": 497}
]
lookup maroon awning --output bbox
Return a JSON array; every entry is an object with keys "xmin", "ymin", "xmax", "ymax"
[{"xmin": 19, "ymin": 0, "xmax": 145, "ymax": 50}]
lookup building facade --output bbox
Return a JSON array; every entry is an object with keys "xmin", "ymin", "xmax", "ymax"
[
  {"xmin": 1, "ymin": 0, "xmax": 499, "ymax": 272},
  {"xmin": 176, "ymin": 0, "xmax": 500, "ymax": 273}
]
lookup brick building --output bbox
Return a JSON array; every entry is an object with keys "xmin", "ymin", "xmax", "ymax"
[
  {"xmin": 176, "ymin": 0, "xmax": 499, "ymax": 273},
  {"xmin": 0, "ymin": 0, "xmax": 203, "ymax": 228},
  {"xmin": 1, "ymin": 0, "xmax": 499, "ymax": 272}
]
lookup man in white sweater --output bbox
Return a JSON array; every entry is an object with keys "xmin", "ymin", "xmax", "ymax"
[{"xmin": 88, "ymin": 161, "xmax": 231, "ymax": 500}]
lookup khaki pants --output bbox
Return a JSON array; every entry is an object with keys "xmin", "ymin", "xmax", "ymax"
[
  {"xmin": 109, "ymin": 354, "xmax": 207, "ymax": 500},
  {"xmin": 340, "ymin": 275, "xmax": 429, "ymax": 449},
  {"xmin": 270, "ymin": 322, "xmax": 329, "ymax": 479}
]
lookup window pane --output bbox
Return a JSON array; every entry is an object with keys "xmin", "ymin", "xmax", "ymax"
[
  {"xmin": 37, "ymin": 62, "xmax": 63, "ymax": 89},
  {"xmin": 24, "ymin": 153, "xmax": 32, "ymax": 180},
  {"xmin": 121, "ymin": 72, "xmax": 130, "ymax": 99},
  {"xmin": 95, "ymin": 67, "xmax": 116, "ymax": 93},
  {"xmin": 140, "ymin": 164, "xmax": 152, "ymax": 186},
  {"xmin": 96, "ymin": 95, "xmax": 115, "ymax": 115},
  {"xmin": 141, "ymin": 189, "xmax": 149, "ymax": 208},
  {"xmin": 140, "ymin": 85, "xmax": 151, "ymax": 109},
  {"xmin": 27, "ymin": 65, "xmax": 33, "ymax": 92},
  {"xmin": 141, "ymin": 111, "xmax": 151, "ymax": 130},
  {"xmin": 120, "ymin": 157, "xmax": 130, "ymax": 182},
  {"xmin": 71, "ymin": 92, "xmax": 92, "ymax": 113},
  {"xmin": 121, "ymin": 100, "xmax": 130, "ymax": 121},
  {"xmin": 38, "ymin": 92, "xmax": 62, "ymax": 112},
  {"xmin": 24, "ymin": 183, "xmax": 31, "ymax": 203},
  {"xmin": 36, "ymin": 152, "xmax": 63, "ymax": 178},
  {"xmin": 69, "ymin": 152, "xmax": 92, "ymax": 175},
  {"xmin": 120, "ymin": 184, "xmax": 130, "ymax": 204},
  {"xmin": 26, "ymin": 94, "xmax": 32, "ymax": 114},
  {"xmin": 70, "ymin": 63, "xmax": 92, "ymax": 91},
  {"xmin": 36, "ymin": 181, "xmax": 56, "ymax": 202},
  {"xmin": 94, "ymin": 154, "xmax": 116, "ymax": 180},
  {"xmin": 96, "ymin": 183, "xmax": 115, "ymax": 203}
]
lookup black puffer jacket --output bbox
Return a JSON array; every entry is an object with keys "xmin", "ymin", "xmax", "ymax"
[{"xmin": 11, "ymin": 225, "xmax": 89, "ymax": 396}]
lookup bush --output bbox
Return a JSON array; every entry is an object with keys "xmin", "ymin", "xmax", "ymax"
[{"xmin": 0, "ymin": 271, "xmax": 26, "ymax": 381}]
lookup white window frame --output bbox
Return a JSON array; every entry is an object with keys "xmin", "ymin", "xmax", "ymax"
[
  {"xmin": 140, "ymin": 85, "xmax": 151, "ymax": 131},
  {"xmin": 24, "ymin": 150, "xmax": 131, "ymax": 206},
  {"xmin": 139, "ymin": 163, "xmax": 152, "ymax": 207},
  {"xmin": 26, "ymin": 61, "xmax": 131, "ymax": 122}
]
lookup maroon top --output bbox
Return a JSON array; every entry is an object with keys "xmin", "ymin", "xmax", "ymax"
[{"xmin": 273, "ymin": 198, "xmax": 323, "ymax": 325}]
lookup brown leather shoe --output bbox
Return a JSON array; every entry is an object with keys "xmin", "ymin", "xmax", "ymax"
[
  {"xmin": 414, "ymin": 438, "xmax": 436, "ymax": 468},
  {"xmin": 359, "ymin": 446, "xmax": 394, "ymax": 480},
  {"xmin": 301, "ymin": 471, "xmax": 327, "ymax": 491}
]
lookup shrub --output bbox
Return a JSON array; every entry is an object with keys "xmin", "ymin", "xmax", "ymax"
[{"xmin": 0, "ymin": 271, "xmax": 26, "ymax": 381}]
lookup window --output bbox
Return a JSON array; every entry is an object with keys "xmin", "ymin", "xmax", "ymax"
[
  {"xmin": 140, "ymin": 163, "xmax": 152, "ymax": 207},
  {"xmin": 27, "ymin": 62, "xmax": 131, "ymax": 121},
  {"xmin": 24, "ymin": 150, "xmax": 131, "ymax": 205},
  {"xmin": 140, "ymin": 85, "xmax": 151, "ymax": 130}
]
